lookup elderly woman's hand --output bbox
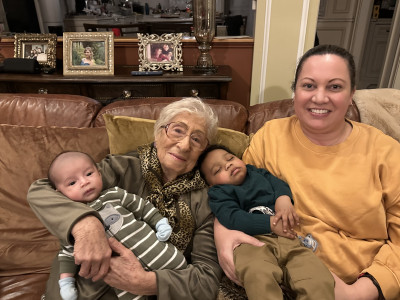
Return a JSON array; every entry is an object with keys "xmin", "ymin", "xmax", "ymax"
[
  {"xmin": 72, "ymin": 216, "xmax": 112, "ymax": 281},
  {"xmin": 104, "ymin": 238, "xmax": 157, "ymax": 296},
  {"xmin": 214, "ymin": 218, "xmax": 264, "ymax": 286}
]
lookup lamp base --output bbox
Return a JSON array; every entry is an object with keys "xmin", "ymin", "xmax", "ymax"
[{"xmin": 192, "ymin": 65, "xmax": 218, "ymax": 74}]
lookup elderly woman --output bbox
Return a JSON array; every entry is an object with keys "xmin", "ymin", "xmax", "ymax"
[
  {"xmin": 214, "ymin": 45, "xmax": 400, "ymax": 300},
  {"xmin": 28, "ymin": 98, "xmax": 223, "ymax": 299}
]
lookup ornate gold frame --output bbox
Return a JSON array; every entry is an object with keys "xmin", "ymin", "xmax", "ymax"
[
  {"xmin": 14, "ymin": 33, "xmax": 57, "ymax": 69},
  {"xmin": 63, "ymin": 32, "xmax": 114, "ymax": 76},
  {"xmin": 138, "ymin": 33, "xmax": 183, "ymax": 72}
]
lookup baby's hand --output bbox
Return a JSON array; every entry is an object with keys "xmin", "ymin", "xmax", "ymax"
[
  {"xmin": 270, "ymin": 218, "xmax": 297, "ymax": 239},
  {"xmin": 273, "ymin": 195, "xmax": 300, "ymax": 232}
]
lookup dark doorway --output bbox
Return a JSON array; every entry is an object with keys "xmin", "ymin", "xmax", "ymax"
[{"xmin": 3, "ymin": 0, "xmax": 40, "ymax": 33}]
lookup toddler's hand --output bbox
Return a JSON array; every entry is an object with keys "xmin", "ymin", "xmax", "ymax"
[
  {"xmin": 270, "ymin": 218, "xmax": 297, "ymax": 239},
  {"xmin": 274, "ymin": 196, "xmax": 300, "ymax": 232},
  {"xmin": 59, "ymin": 277, "xmax": 78, "ymax": 300},
  {"xmin": 155, "ymin": 217, "xmax": 172, "ymax": 241}
]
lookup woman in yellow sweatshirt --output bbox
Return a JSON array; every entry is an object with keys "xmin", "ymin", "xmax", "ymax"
[{"xmin": 215, "ymin": 44, "xmax": 400, "ymax": 300}]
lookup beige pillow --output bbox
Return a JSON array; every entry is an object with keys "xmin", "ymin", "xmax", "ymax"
[
  {"xmin": 215, "ymin": 127, "xmax": 250, "ymax": 158},
  {"xmin": 103, "ymin": 114, "xmax": 155, "ymax": 155},
  {"xmin": 0, "ymin": 125, "xmax": 109, "ymax": 276},
  {"xmin": 103, "ymin": 114, "xmax": 250, "ymax": 157}
]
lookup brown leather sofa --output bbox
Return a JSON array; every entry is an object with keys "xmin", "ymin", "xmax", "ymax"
[{"xmin": 0, "ymin": 93, "xmax": 361, "ymax": 299}]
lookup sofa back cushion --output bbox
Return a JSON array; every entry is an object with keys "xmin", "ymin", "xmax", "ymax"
[
  {"xmin": 0, "ymin": 125, "xmax": 109, "ymax": 276},
  {"xmin": 0, "ymin": 94, "xmax": 103, "ymax": 127},
  {"xmin": 246, "ymin": 98, "xmax": 361, "ymax": 135},
  {"xmin": 94, "ymin": 98, "xmax": 249, "ymax": 133}
]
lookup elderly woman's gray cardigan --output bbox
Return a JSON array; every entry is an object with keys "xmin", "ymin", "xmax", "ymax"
[{"xmin": 27, "ymin": 151, "xmax": 223, "ymax": 300}]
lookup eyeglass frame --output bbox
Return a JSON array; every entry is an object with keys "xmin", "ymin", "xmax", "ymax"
[{"xmin": 161, "ymin": 121, "xmax": 209, "ymax": 150}]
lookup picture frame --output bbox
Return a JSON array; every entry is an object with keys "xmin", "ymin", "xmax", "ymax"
[
  {"xmin": 63, "ymin": 32, "xmax": 114, "ymax": 76},
  {"xmin": 138, "ymin": 33, "xmax": 183, "ymax": 72},
  {"xmin": 14, "ymin": 33, "xmax": 57, "ymax": 69}
]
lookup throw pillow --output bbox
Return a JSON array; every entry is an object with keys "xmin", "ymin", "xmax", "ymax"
[
  {"xmin": 103, "ymin": 114, "xmax": 155, "ymax": 155},
  {"xmin": 103, "ymin": 114, "xmax": 250, "ymax": 157}
]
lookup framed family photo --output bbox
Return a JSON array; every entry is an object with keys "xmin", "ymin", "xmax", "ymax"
[
  {"xmin": 14, "ymin": 33, "xmax": 57, "ymax": 69},
  {"xmin": 63, "ymin": 32, "xmax": 114, "ymax": 76},
  {"xmin": 138, "ymin": 33, "xmax": 183, "ymax": 72}
]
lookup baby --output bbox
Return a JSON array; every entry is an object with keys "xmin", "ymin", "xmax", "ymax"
[{"xmin": 48, "ymin": 151, "xmax": 187, "ymax": 300}]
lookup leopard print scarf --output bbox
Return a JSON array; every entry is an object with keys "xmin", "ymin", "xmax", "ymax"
[{"xmin": 138, "ymin": 143, "xmax": 207, "ymax": 252}]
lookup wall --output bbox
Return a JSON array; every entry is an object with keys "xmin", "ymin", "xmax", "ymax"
[{"xmin": 250, "ymin": 0, "xmax": 320, "ymax": 105}]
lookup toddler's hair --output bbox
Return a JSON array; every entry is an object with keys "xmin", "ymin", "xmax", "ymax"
[{"xmin": 197, "ymin": 144, "xmax": 235, "ymax": 182}]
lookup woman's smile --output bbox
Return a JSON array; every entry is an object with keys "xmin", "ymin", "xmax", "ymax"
[{"xmin": 168, "ymin": 151, "xmax": 186, "ymax": 162}]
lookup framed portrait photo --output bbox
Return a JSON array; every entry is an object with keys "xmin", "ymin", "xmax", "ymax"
[
  {"xmin": 63, "ymin": 32, "xmax": 114, "ymax": 76},
  {"xmin": 14, "ymin": 33, "xmax": 57, "ymax": 69},
  {"xmin": 138, "ymin": 33, "xmax": 183, "ymax": 72}
]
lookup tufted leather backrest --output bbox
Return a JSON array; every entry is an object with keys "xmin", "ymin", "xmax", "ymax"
[
  {"xmin": 94, "ymin": 98, "xmax": 249, "ymax": 132},
  {"xmin": 0, "ymin": 94, "xmax": 102, "ymax": 127}
]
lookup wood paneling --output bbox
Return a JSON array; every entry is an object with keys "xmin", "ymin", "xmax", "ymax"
[{"xmin": 0, "ymin": 37, "xmax": 254, "ymax": 107}]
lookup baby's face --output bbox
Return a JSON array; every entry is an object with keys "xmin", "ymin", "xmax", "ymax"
[
  {"xmin": 53, "ymin": 156, "xmax": 102, "ymax": 203},
  {"xmin": 201, "ymin": 149, "xmax": 247, "ymax": 186}
]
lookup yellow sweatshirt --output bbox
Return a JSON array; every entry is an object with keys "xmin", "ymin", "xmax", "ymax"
[{"xmin": 243, "ymin": 115, "xmax": 400, "ymax": 300}]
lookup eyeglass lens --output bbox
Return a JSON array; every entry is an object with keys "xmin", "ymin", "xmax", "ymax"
[{"xmin": 165, "ymin": 122, "xmax": 208, "ymax": 149}]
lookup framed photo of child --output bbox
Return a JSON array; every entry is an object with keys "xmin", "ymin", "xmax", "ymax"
[
  {"xmin": 63, "ymin": 32, "xmax": 114, "ymax": 76},
  {"xmin": 138, "ymin": 33, "xmax": 183, "ymax": 72},
  {"xmin": 14, "ymin": 33, "xmax": 57, "ymax": 69}
]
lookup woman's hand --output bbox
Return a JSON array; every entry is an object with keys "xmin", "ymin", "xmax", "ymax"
[
  {"xmin": 71, "ymin": 216, "xmax": 112, "ymax": 281},
  {"xmin": 214, "ymin": 218, "xmax": 264, "ymax": 285},
  {"xmin": 331, "ymin": 272, "xmax": 380, "ymax": 300},
  {"xmin": 104, "ymin": 238, "xmax": 157, "ymax": 296}
]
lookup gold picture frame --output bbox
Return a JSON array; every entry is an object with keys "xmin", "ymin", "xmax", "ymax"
[
  {"xmin": 138, "ymin": 33, "xmax": 183, "ymax": 72},
  {"xmin": 63, "ymin": 32, "xmax": 114, "ymax": 76},
  {"xmin": 14, "ymin": 33, "xmax": 57, "ymax": 69}
]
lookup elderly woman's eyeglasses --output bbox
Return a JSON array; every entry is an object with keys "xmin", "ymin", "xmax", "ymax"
[{"xmin": 162, "ymin": 122, "xmax": 208, "ymax": 150}]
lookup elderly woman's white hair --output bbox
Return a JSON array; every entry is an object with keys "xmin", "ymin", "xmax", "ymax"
[{"xmin": 154, "ymin": 97, "xmax": 219, "ymax": 143}]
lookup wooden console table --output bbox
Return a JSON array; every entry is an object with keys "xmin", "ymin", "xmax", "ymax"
[{"xmin": 0, "ymin": 65, "xmax": 231, "ymax": 104}]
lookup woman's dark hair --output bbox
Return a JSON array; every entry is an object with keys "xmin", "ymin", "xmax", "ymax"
[
  {"xmin": 291, "ymin": 44, "xmax": 356, "ymax": 91},
  {"xmin": 197, "ymin": 144, "xmax": 234, "ymax": 181}
]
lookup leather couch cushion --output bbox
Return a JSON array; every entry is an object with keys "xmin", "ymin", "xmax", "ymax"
[
  {"xmin": 0, "ymin": 125, "xmax": 109, "ymax": 277},
  {"xmin": 0, "ymin": 94, "xmax": 102, "ymax": 127},
  {"xmin": 0, "ymin": 273, "xmax": 50, "ymax": 300},
  {"xmin": 104, "ymin": 114, "xmax": 250, "ymax": 158},
  {"xmin": 95, "ymin": 98, "xmax": 249, "ymax": 133}
]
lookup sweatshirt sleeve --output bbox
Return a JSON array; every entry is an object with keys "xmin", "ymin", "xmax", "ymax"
[
  {"xmin": 209, "ymin": 185, "xmax": 272, "ymax": 235},
  {"xmin": 363, "ymin": 137, "xmax": 400, "ymax": 300}
]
